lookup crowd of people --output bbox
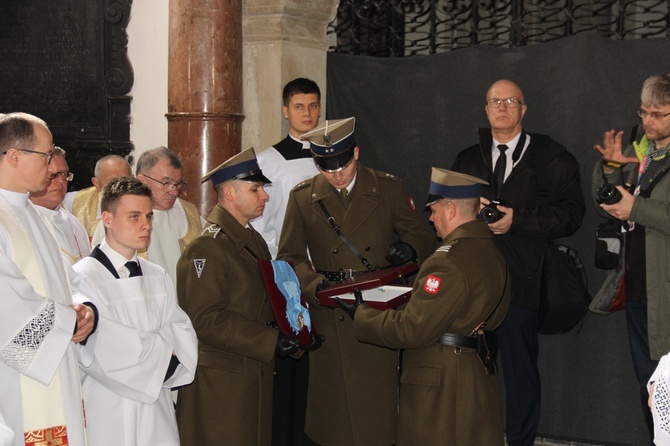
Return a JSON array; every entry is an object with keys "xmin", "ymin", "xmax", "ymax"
[{"xmin": 0, "ymin": 73, "xmax": 669, "ymax": 446}]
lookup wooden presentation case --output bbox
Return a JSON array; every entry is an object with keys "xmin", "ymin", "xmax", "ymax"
[{"xmin": 317, "ymin": 263, "xmax": 418, "ymax": 310}]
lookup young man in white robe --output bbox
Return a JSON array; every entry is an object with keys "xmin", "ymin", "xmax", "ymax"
[
  {"xmin": 74, "ymin": 176, "xmax": 198, "ymax": 446},
  {"xmin": 0, "ymin": 112, "xmax": 96, "ymax": 446}
]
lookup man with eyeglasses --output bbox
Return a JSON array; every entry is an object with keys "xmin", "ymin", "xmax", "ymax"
[
  {"xmin": 592, "ymin": 73, "xmax": 670, "ymax": 441},
  {"xmin": 278, "ymin": 117, "xmax": 435, "ymax": 446},
  {"xmin": 452, "ymin": 79, "xmax": 585, "ymax": 446},
  {"xmin": 30, "ymin": 146, "xmax": 90, "ymax": 265},
  {"xmin": 99, "ymin": 146, "xmax": 203, "ymax": 287},
  {"xmin": 0, "ymin": 112, "xmax": 97, "ymax": 446},
  {"xmin": 65, "ymin": 154, "xmax": 133, "ymax": 239}
]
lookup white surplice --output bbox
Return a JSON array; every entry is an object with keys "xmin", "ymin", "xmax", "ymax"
[
  {"xmin": 74, "ymin": 242, "xmax": 198, "ymax": 446},
  {"xmin": 35, "ymin": 205, "xmax": 91, "ymax": 265},
  {"xmin": 0, "ymin": 188, "xmax": 87, "ymax": 446},
  {"xmin": 251, "ymin": 140, "xmax": 319, "ymax": 258},
  {"xmin": 649, "ymin": 353, "xmax": 670, "ymax": 446}
]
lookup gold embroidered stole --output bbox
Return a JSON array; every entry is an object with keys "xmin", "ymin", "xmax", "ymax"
[
  {"xmin": 71, "ymin": 187, "xmax": 100, "ymax": 238},
  {"xmin": 0, "ymin": 199, "xmax": 69, "ymax": 443}
]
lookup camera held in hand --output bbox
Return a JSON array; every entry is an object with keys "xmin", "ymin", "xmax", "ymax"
[
  {"xmin": 478, "ymin": 200, "xmax": 506, "ymax": 224},
  {"xmin": 596, "ymin": 183, "xmax": 622, "ymax": 205}
]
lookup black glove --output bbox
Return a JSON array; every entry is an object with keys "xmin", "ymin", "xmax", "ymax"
[
  {"xmin": 301, "ymin": 333, "xmax": 325, "ymax": 352},
  {"xmin": 385, "ymin": 241, "xmax": 417, "ymax": 266},
  {"xmin": 334, "ymin": 288, "xmax": 364, "ymax": 320},
  {"xmin": 276, "ymin": 332, "xmax": 300, "ymax": 357}
]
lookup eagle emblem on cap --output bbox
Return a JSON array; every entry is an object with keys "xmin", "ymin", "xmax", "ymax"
[{"xmin": 323, "ymin": 134, "xmax": 332, "ymax": 146}]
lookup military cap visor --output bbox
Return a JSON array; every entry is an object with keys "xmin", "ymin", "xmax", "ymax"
[
  {"xmin": 201, "ymin": 148, "xmax": 271, "ymax": 187},
  {"xmin": 313, "ymin": 143, "xmax": 356, "ymax": 173},
  {"xmin": 425, "ymin": 167, "xmax": 488, "ymax": 208}
]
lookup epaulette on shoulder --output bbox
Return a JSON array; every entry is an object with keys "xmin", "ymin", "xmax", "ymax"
[
  {"xmin": 376, "ymin": 171, "xmax": 401, "ymax": 183},
  {"xmin": 292, "ymin": 178, "xmax": 313, "ymax": 192},
  {"xmin": 201, "ymin": 224, "xmax": 222, "ymax": 239},
  {"xmin": 436, "ymin": 239, "xmax": 459, "ymax": 254}
]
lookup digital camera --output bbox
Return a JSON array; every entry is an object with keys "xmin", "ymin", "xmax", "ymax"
[
  {"xmin": 596, "ymin": 183, "xmax": 622, "ymax": 205},
  {"xmin": 478, "ymin": 200, "xmax": 506, "ymax": 224}
]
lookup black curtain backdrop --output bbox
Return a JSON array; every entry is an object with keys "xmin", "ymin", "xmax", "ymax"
[{"xmin": 326, "ymin": 32, "xmax": 670, "ymax": 445}]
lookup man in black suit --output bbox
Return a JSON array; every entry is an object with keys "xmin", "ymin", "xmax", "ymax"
[{"xmin": 452, "ymin": 79, "xmax": 585, "ymax": 446}]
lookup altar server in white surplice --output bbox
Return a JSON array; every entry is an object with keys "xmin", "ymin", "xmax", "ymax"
[
  {"xmin": 0, "ymin": 113, "xmax": 96, "ymax": 446},
  {"xmin": 30, "ymin": 146, "xmax": 91, "ymax": 265},
  {"xmin": 74, "ymin": 176, "xmax": 198, "ymax": 446}
]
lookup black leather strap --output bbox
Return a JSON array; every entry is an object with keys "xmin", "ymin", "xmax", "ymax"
[
  {"xmin": 437, "ymin": 332, "xmax": 478, "ymax": 350},
  {"xmin": 317, "ymin": 199, "xmax": 373, "ymax": 271},
  {"xmin": 315, "ymin": 268, "xmax": 373, "ymax": 282}
]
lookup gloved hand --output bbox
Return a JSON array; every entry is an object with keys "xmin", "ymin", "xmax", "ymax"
[
  {"xmin": 301, "ymin": 333, "xmax": 325, "ymax": 352},
  {"xmin": 334, "ymin": 288, "xmax": 364, "ymax": 320},
  {"xmin": 276, "ymin": 332, "xmax": 300, "ymax": 357},
  {"xmin": 385, "ymin": 241, "xmax": 417, "ymax": 266}
]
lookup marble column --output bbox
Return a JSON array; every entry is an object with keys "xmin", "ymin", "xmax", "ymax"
[{"xmin": 167, "ymin": 0, "xmax": 244, "ymax": 216}]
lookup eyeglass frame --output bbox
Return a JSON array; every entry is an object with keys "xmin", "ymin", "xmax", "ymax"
[
  {"xmin": 637, "ymin": 109, "xmax": 670, "ymax": 120},
  {"xmin": 139, "ymin": 173, "xmax": 188, "ymax": 193},
  {"xmin": 486, "ymin": 98, "xmax": 524, "ymax": 109},
  {"xmin": 2, "ymin": 146, "xmax": 56, "ymax": 164},
  {"xmin": 49, "ymin": 171, "xmax": 74, "ymax": 182}
]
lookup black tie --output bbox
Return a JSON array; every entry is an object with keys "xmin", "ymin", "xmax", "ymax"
[
  {"xmin": 494, "ymin": 144, "xmax": 508, "ymax": 192},
  {"xmin": 125, "ymin": 261, "xmax": 142, "ymax": 277}
]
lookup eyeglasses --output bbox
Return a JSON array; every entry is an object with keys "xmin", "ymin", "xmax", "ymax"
[
  {"xmin": 637, "ymin": 110, "xmax": 670, "ymax": 120},
  {"xmin": 487, "ymin": 98, "xmax": 524, "ymax": 109},
  {"xmin": 49, "ymin": 171, "xmax": 74, "ymax": 182},
  {"xmin": 2, "ymin": 147, "xmax": 55, "ymax": 164},
  {"xmin": 140, "ymin": 173, "xmax": 187, "ymax": 193}
]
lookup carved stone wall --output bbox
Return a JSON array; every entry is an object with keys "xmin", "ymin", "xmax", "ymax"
[{"xmin": 0, "ymin": 0, "xmax": 134, "ymax": 191}]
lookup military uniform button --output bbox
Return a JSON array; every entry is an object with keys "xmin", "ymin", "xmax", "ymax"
[
  {"xmin": 338, "ymin": 316, "xmax": 345, "ymax": 321},
  {"xmin": 332, "ymin": 248, "xmax": 339, "ymax": 254},
  {"xmin": 365, "ymin": 246, "xmax": 371, "ymax": 251}
]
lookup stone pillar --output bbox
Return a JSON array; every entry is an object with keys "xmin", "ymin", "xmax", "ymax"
[
  {"xmin": 242, "ymin": 0, "xmax": 340, "ymax": 151},
  {"xmin": 167, "ymin": 0, "xmax": 244, "ymax": 216}
]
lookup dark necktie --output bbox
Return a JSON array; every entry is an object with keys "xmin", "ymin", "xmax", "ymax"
[
  {"xmin": 125, "ymin": 261, "xmax": 142, "ymax": 277},
  {"xmin": 494, "ymin": 144, "xmax": 508, "ymax": 192}
]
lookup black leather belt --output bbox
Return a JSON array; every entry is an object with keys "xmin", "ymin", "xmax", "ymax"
[
  {"xmin": 437, "ymin": 332, "xmax": 478, "ymax": 350},
  {"xmin": 316, "ymin": 269, "xmax": 372, "ymax": 282}
]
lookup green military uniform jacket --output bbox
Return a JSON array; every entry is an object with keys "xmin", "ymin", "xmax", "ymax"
[
  {"xmin": 176, "ymin": 205, "xmax": 277, "ymax": 446},
  {"xmin": 278, "ymin": 163, "xmax": 435, "ymax": 446},
  {"xmin": 355, "ymin": 220, "xmax": 511, "ymax": 445}
]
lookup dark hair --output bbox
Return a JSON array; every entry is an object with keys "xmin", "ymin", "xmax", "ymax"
[
  {"xmin": 282, "ymin": 78, "xmax": 321, "ymax": 106},
  {"xmin": 0, "ymin": 112, "xmax": 48, "ymax": 155},
  {"xmin": 136, "ymin": 146, "xmax": 183, "ymax": 175},
  {"xmin": 101, "ymin": 176, "xmax": 152, "ymax": 214}
]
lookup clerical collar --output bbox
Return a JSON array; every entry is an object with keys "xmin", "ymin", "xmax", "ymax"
[
  {"xmin": 0, "ymin": 188, "xmax": 30, "ymax": 206},
  {"xmin": 100, "ymin": 239, "xmax": 139, "ymax": 272},
  {"xmin": 289, "ymin": 132, "xmax": 310, "ymax": 150}
]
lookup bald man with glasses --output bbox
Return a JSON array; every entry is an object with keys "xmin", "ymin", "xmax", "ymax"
[
  {"xmin": 452, "ymin": 79, "xmax": 585, "ymax": 446},
  {"xmin": 0, "ymin": 112, "xmax": 97, "ymax": 446}
]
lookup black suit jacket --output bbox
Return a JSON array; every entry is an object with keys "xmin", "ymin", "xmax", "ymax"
[{"xmin": 452, "ymin": 129, "xmax": 585, "ymax": 309}]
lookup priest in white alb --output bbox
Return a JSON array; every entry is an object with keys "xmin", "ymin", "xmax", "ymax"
[
  {"xmin": 74, "ymin": 176, "xmax": 198, "ymax": 446},
  {"xmin": 0, "ymin": 112, "xmax": 96, "ymax": 446}
]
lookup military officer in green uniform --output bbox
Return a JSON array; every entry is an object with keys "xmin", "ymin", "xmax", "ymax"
[
  {"xmin": 278, "ymin": 117, "xmax": 435, "ymax": 446},
  {"xmin": 337, "ymin": 168, "xmax": 512, "ymax": 445},
  {"xmin": 176, "ymin": 148, "xmax": 306, "ymax": 446}
]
